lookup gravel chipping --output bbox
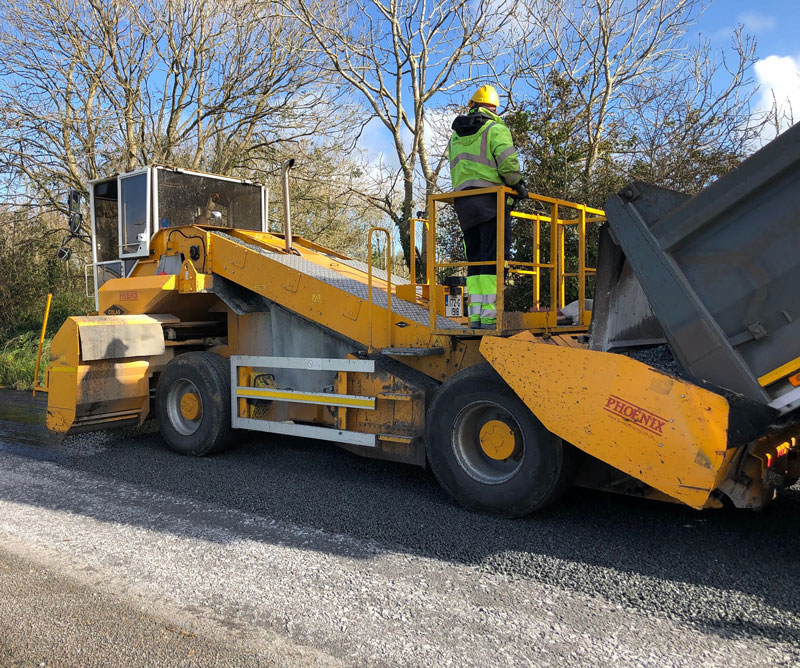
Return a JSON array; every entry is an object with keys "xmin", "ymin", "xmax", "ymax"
[
  {"xmin": 1, "ymin": 389, "xmax": 799, "ymax": 667},
  {"xmin": 626, "ymin": 345, "xmax": 682, "ymax": 376}
]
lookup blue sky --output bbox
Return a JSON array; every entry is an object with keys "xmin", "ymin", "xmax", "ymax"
[
  {"xmin": 361, "ymin": 2, "xmax": 800, "ymax": 166},
  {"xmin": 700, "ymin": 2, "xmax": 799, "ymax": 55},
  {"xmin": 700, "ymin": 2, "xmax": 800, "ymax": 132}
]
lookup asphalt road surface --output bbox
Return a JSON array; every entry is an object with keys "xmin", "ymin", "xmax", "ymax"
[{"xmin": 0, "ymin": 388, "xmax": 799, "ymax": 667}]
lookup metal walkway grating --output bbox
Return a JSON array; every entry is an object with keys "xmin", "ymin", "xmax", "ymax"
[
  {"xmin": 326, "ymin": 256, "xmax": 410, "ymax": 286},
  {"xmin": 214, "ymin": 232, "xmax": 465, "ymax": 330}
]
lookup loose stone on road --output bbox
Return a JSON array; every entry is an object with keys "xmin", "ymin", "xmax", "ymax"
[{"xmin": 0, "ymin": 389, "xmax": 798, "ymax": 667}]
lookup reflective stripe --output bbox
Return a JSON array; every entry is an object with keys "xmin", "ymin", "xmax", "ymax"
[
  {"xmin": 450, "ymin": 121, "xmax": 498, "ymax": 171},
  {"xmin": 495, "ymin": 146, "xmax": 517, "ymax": 167},
  {"xmin": 455, "ymin": 179, "xmax": 502, "ymax": 191},
  {"xmin": 481, "ymin": 308, "xmax": 498, "ymax": 319},
  {"xmin": 484, "ymin": 293, "xmax": 497, "ymax": 304},
  {"xmin": 450, "ymin": 152, "xmax": 497, "ymax": 169},
  {"xmin": 468, "ymin": 304, "xmax": 483, "ymax": 316},
  {"xmin": 451, "ymin": 109, "xmax": 521, "ymax": 193},
  {"xmin": 480, "ymin": 122, "xmax": 496, "ymax": 160},
  {"xmin": 476, "ymin": 274, "xmax": 498, "ymax": 295}
]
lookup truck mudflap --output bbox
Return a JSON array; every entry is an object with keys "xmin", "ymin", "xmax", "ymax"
[
  {"xmin": 480, "ymin": 336, "xmax": 733, "ymax": 508},
  {"xmin": 45, "ymin": 314, "xmax": 174, "ymax": 438}
]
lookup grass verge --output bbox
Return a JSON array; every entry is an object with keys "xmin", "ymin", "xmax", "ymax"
[{"xmin": 0, "ymin": 331, "xmax": 50, "ymax": 391}]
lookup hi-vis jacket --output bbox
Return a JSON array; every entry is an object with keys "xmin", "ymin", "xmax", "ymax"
[{"xmin": 449, "ymin": 106, "xmax": 523, "ymax": 193}]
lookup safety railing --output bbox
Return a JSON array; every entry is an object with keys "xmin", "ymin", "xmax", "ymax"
[
  {"xmin": 408, "ymin": 217, "xmax": 429, "ymax": 290},
  {"xmin": 85, "ymin": 259, "xmax": 125, "ymax": 310},
  {"xmin": 367, "ymin": 226, "xmax": 392, "ymax": 351},
  {"xmin": 426, "ymin": 186, "xmax": 605, "ymax": 335}
]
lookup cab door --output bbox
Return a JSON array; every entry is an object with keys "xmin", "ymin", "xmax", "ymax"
[{"xmin": 118, "ymin": 168, "xmax": 151, "ymax": 259}]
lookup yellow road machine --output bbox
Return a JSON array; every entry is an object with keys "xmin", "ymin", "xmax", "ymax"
[{"xmin": 43, "ymin": 125, "xmax": 800, "ymax": 516}]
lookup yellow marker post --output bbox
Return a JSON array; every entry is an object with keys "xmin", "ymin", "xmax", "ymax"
[{"xmin": 32, "ymin": 293, "xmax": 52, "ymax": 398}]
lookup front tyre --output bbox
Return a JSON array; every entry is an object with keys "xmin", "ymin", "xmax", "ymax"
[
  {"xmin": 426, "ymin": 363, "xmax": 574, "ymax": 517},
  {"xmin": 155, "ymin": 351, "xmax": 233, "ymax": 456}
]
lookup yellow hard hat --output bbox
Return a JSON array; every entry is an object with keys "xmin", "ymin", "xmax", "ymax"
[{"xmin": 470, "ymin": 84, "xmax": 500, "ymax": 108}]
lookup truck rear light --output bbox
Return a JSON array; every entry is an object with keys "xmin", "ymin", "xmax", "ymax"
[{"xmin": 766, "ymin": 438, "xmax": 795, "ymax": 468}]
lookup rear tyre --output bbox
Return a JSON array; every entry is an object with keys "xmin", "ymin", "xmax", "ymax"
[
  {"xmin": 155, "ymin": 351, "xmax": 233, "ymax": 456},
  {"xmin": 426, "ymin": 363, "xmax": 574, "ymax": 517}
]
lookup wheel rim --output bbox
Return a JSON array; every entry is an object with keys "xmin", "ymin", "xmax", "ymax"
[
  {"xmin": 166, "ymin": 378, "xmax": 203, "ymax": 436},
  {"xmin": 452, "ymin": 400, "xmax": 525, "ymax": 485}
]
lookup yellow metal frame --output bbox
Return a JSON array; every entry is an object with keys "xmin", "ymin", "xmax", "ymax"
[
  {"xmin": 426, "ymin": 186, "xmax": 604, "ymax": 336},
  {"xmin": 367, "ymin": 226, "xmax": 392, "ymax": 351},
  {"xmin": 409, "ymin": 217, "xmax": 428, "ymax": 289}
]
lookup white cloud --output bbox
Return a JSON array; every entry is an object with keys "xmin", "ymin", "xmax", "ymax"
[
  {"xmin": 738, "ymin": 11, "xmax": 775, "ymax": 32},
  {"xmin": 754, "ymin": 54, "xmax": 800, "ymax": 137}
]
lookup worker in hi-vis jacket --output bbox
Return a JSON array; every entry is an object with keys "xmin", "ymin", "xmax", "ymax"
[{"xmin": 448, "ymin": 84, "xmax": 528, "ymax": 329}]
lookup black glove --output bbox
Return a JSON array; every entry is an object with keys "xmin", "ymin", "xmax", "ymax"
[{"xmin": 513, "ymin": 181, "xmax": 529, "ymax": 200}]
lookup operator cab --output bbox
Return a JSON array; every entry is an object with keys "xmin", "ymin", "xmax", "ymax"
[{"xmin": 84, "ymin": 166, "xmax": 267, "ymax": 307}]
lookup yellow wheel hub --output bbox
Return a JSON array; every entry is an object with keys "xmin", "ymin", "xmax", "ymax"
[
  {"xmin": 479, "ymin": 419, "xmax": 517, "ymax": 461},
  {"xmin": 179, "ymin": 392, "xmax": 201, "ymax": 421}
]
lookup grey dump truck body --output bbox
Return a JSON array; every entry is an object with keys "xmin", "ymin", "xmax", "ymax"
[{"xmin": 593, "ymin": 121, "xmax": 800, "ymax": 412}]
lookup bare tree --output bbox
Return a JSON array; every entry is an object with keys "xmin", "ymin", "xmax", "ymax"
[
  {"xmin": 763, "ymin": 91, "xmax": 797, "ymax": 142},
  {"xmin": 623, "ymin": 30, "xmax": 760, "ymax": 193},
  {"xmin": 284, "ymin": 0, "xmax": 512, "ymax": 269},
  {"xmin": 273, "ymin": 140, "xmax": 388, "ymax": 255},
  {"xmin": 520, "ymin": 0, "xmax": 707, "ymax": 188},
  {"xmin": 0, "ymin": 0, "xmax": 339, "ymax": 211}
]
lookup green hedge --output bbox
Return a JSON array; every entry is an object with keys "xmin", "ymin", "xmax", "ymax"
[{"xmin": 0, "ymin": 331, "xmax": 50, "ymax": 391}]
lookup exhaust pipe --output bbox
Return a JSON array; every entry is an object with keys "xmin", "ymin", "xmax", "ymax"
[{"xmin": 281, "ymin": 158, "xmax": 295, "ymax": 252}]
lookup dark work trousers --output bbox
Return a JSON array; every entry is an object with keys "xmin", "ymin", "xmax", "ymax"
[
  {"xmin": 460, "ymin": 209, "xmax": 512, "ymax": 326},
  {"xmin": 460, "ymin": 209, "xmax": 512, "ymax": 277}
]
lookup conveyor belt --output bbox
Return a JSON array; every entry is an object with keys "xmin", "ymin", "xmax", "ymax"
[{"xmin": 213, "ymin": 232, "xmax": 465, "ymax": 330}]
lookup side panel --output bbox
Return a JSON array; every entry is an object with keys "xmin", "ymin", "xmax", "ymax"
[
  {"xmin": 480, "ymin": 337, "xmax": 730, "ymax": 508},
  {"xmin": 230, "ymin": 354, "xmax": 433, "ymax": 466},
  {"xmin": 588, "ymin": 224, "xmax": 666, "ymax": 352},
  {"xmin": 78, "ymin": 316, "xmax": 165, "ymax": 361},
  {"xmin": 604, "ymin": 122, "xmax": 800, "ymax": 401}
]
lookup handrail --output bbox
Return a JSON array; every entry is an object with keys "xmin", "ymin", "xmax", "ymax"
[
  {"xmin": 426, "ymin": 186, "xmax": 604, "ymax": 333},
  {"xmin": 32, "ymin": 293, "xmax": 52, "ymax": 397},
  {"xmin": 367, "ymin": 226, "xmax": 392, "ymax": 351},
  {"xmin": 409, "ymin": 217, "xmax": 428, "ymax": 287},
  {"xmin": 85, "ymin": 259, "xmax": 125, "ymax": 309}
]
